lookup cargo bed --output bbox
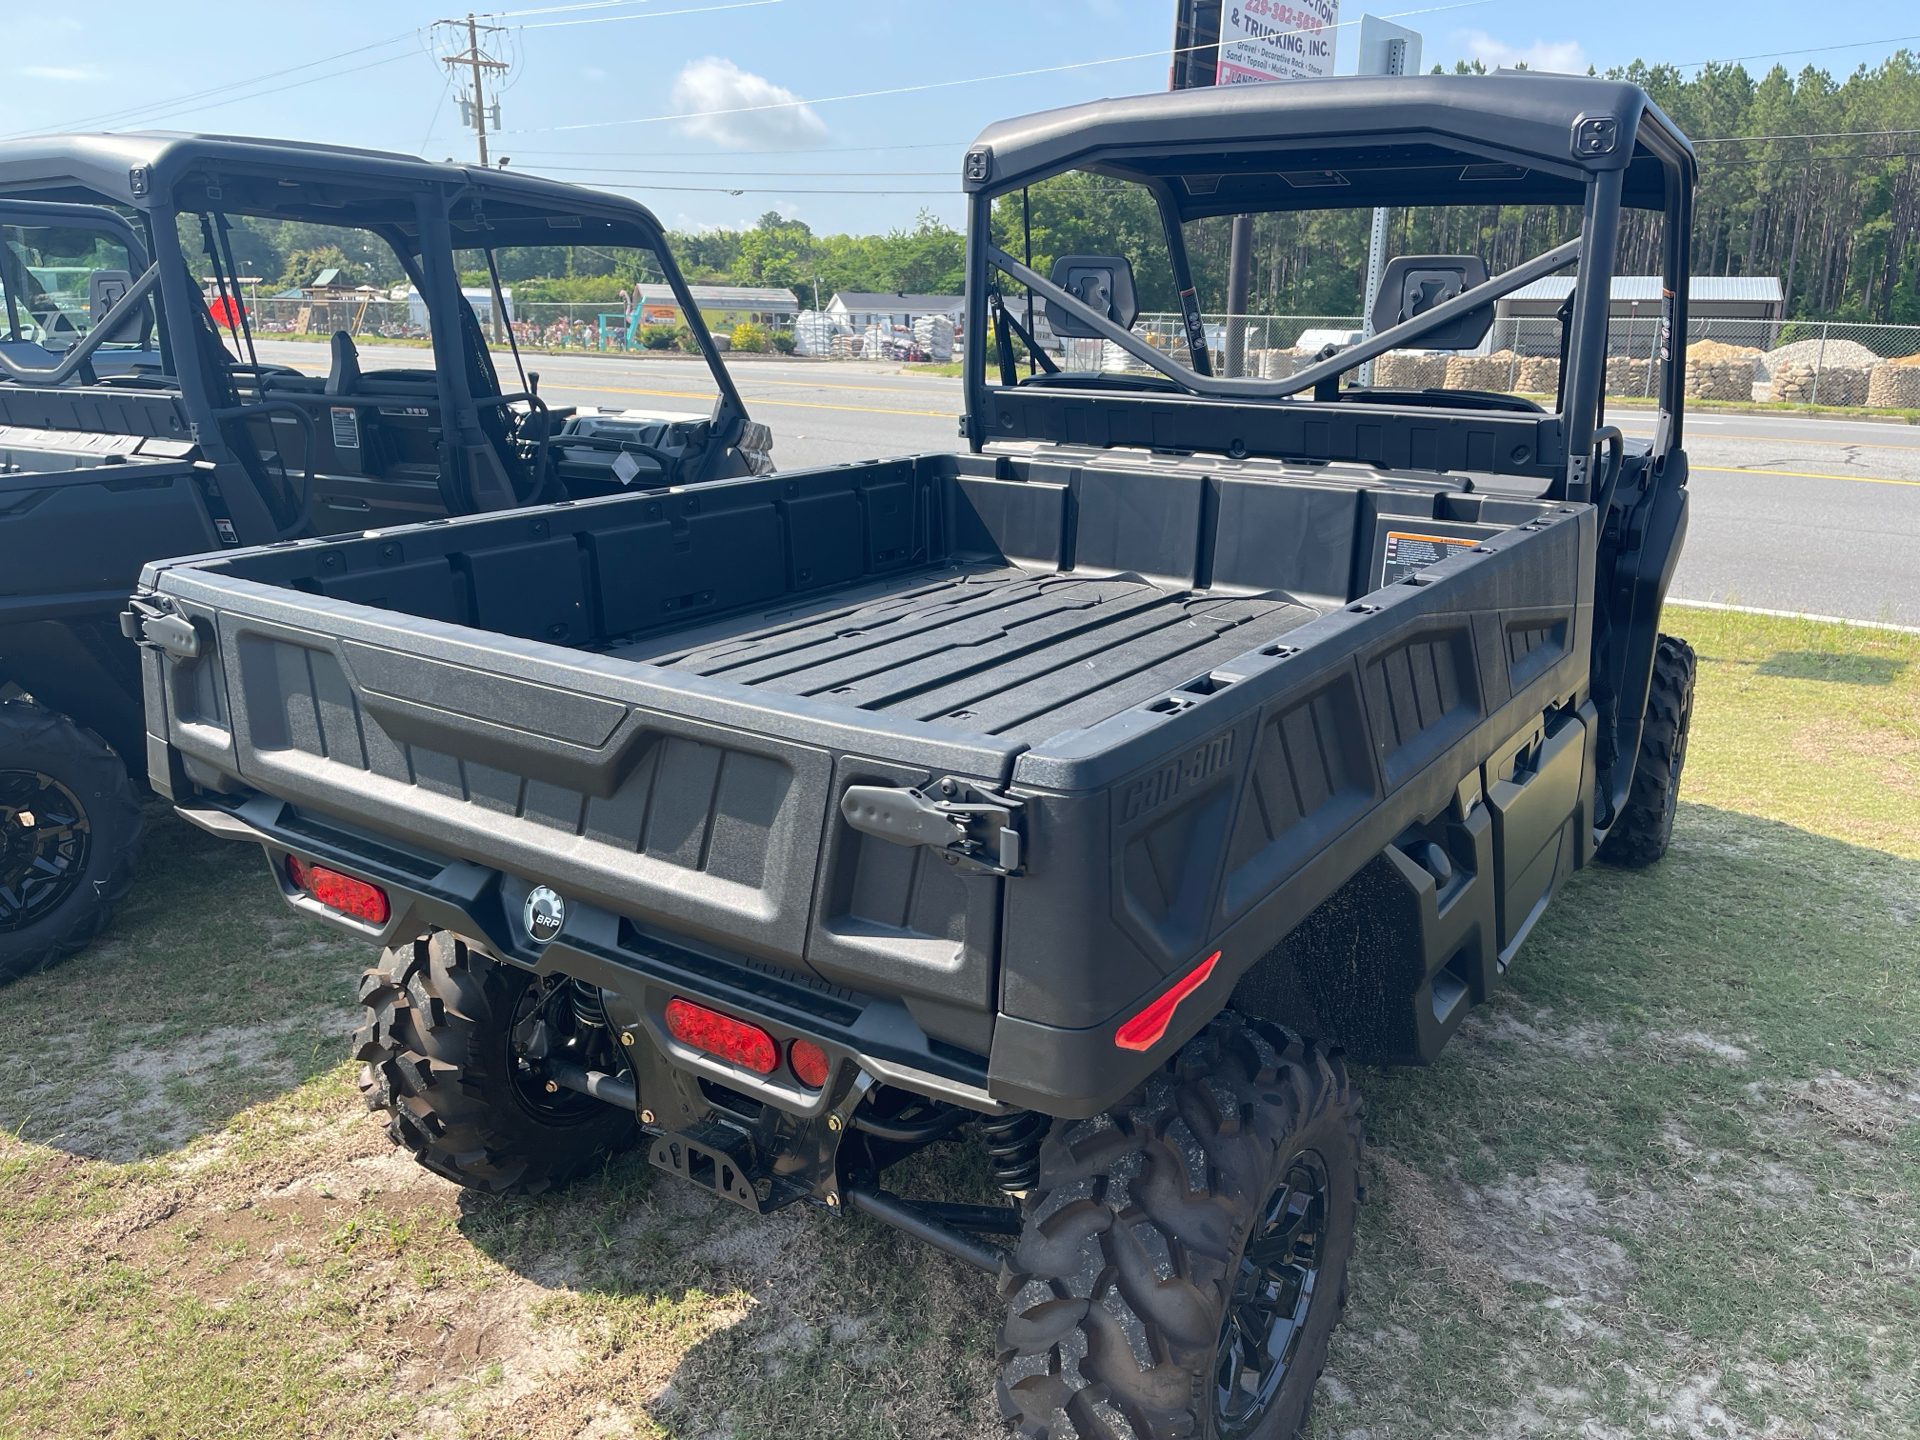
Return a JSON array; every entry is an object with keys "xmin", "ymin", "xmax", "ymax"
[{"xmin": 137, "ymin": 447, "xmax": 1597, "ymax": 1113}]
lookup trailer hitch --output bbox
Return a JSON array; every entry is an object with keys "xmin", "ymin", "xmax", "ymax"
[{"xmin": 840, "ymin": 778, "xmax": 1025, "ymax": 876}]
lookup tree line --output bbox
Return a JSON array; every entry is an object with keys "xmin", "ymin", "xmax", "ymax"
[{"xmin": 176, "ymin": 49, "xmax": 1918, "ymax": 326}]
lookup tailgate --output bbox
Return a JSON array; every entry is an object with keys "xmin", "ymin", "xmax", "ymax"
[{"xmin": 146, "ymin": 568, "xmax": 1020, "ymax": 970}]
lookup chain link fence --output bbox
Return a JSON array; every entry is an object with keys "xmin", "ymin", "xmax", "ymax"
[
  {"xmin": 233, "ymin": 294, "xmax": 1920, "ymax": 407},
  {"xmin": 1101, "ymin": 312, "xmax": 1920, "ymax": 409}
]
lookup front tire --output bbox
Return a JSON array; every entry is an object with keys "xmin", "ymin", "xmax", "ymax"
[
  {"xmin": 997, "ymin": 1015, "xmax": 1364, "ymax": 1440},
  {"xmin": 354, "ymin": 930, "xmax": 636, "ymax": 1193},
  {"xmin": 1600, "ymin": 633, "xmax": 1696, "ymax": 867},
  {"xmin": 0, "ymin": 699, "xmax": 142, "ymax": 984}
]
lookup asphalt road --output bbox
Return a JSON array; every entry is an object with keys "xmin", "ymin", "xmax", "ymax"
[{"xmin": 254, "ymin": 340, "xmax": 1920, "ymax": 624}]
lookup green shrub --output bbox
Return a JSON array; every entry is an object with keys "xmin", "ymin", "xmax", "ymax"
[
  {"xmin": 730, "ymin": 321, "xmax": 767, "ymax": 353},
  {"xmin": 769, "ymin": 331, "xmax": 796, "ymax": 354},
  {"xmin": 638, "ymin": 324, "xmax": 679, "ymax": 350}
]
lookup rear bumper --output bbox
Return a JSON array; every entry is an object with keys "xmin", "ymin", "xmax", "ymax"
[{"xmin": 177, "ymin": 792, "xmax": 1006, "ymax": 1116}]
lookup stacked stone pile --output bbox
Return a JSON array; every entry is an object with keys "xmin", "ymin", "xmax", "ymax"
[
  {"xmin": 1866, "ymin": 353, "xmax": 1920, "ymax": 409},
  {"xmin": 1684, "ymin": 339, "xmax": 1762, "ymax": 401},
  {"xmin": 1606, "ymin": 355, "xmax": 1652, "ymax": 396},
  {"xmin": 1514, "ymin": 356, "xmax": 1560, "ymax": 394},
  {"xmin": 1768, "ymin": 362, "xmax": 1870, "ymax": 405},
  {"xmin": 1373, "ymin": 352, "xmax": 1449, "ymax": 388},
  {"xmin": 1444, "ymin": 350, "xmax": 1523, "ymax": 391}
]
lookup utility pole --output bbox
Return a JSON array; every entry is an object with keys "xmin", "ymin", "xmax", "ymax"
[
  {"xmin": 438, "ymin": 14, "xmax": 509, "ymax": 168},
  {"xmin": 1356, "ymin": 17, "xmax": 1422, "ymax": 385}
]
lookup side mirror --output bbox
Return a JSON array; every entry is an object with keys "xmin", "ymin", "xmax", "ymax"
[
  {"xmin": 1370, "ymin": 255, "xmax": 1493, "ymax": 351},
  {"xmin": 1045, "ymin": 254, "xmax": 1138, "ymax": 338},
  {"xmin": 89, "ymin": 269, "xmax": 149, "ymax": 344}
]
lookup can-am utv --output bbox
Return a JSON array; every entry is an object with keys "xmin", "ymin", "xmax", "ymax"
[
  {"xmin": 134, "ymin": 74, "xmax": 1697, "ymax": 1439},
  {"xmin": 0, "ymin": 135, "xmax": 770, "ymax": 979}
]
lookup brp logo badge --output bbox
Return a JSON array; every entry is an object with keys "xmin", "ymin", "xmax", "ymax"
[{"xmin": 524, "ymin": 886, "xmax": 565, "ymax": 945}]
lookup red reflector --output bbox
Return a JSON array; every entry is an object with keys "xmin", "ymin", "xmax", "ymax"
[
  {"xmin": 789, "ymin": 1038, "xmax": 831, "ymax": 1089},
  {"xmin": 665, "ymin": 998, "xmax": 779, "ymax": 1075},
  {"xmin": 286, "ymin": 855, "xmax": 390, "ymax": 924},
  {"xmin": 1114, "ymin": 951, "xmax": 1221, "ymax": 1052}
]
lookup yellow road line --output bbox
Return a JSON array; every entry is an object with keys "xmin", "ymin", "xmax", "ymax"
[
  {"xmin": 1617, "ymin": 429, "xmax": 1920, "ymax": 451},
  {"xmin": 1692, "ymin": 465, "xmax": 1920, "ymax": 487}
]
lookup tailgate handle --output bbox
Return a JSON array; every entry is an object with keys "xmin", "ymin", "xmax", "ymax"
[{"xmin": 841, "ymin": 780, "xmax": 1024, "ymax": 877}]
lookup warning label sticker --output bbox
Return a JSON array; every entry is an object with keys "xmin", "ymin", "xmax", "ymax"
[{"xmin": 1383, "ymin": 531, "xmax": 1476, "ymax": 585}]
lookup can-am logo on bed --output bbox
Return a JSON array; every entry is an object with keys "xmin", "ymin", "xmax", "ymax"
[{"xmin": 1122, "ymin": 731, "xmax": 1237, "ymax": 823}]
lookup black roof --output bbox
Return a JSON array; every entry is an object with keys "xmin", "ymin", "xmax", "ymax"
[
  {"xmin": 964, "ymin": 72, "xmax": 1693, "ymax": 214},
  {"xmin": 0, "ymin": 131, "xmax": 669, "ymax": 250}
]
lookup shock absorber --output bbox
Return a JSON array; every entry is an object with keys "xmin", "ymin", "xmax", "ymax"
[
  {"xmin": 569, "ymin": 975, "xmax": 609, "ymax": 1030},
  {"xmin": 980, "ymin": 1109, "xmax": 1048, "ymax": 1194}
]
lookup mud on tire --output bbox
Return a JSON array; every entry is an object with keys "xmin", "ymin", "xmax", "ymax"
[
  {"xmin": 0, "ymin": 699, "xmax": 142, "ymax": 985},
  {"xmin": 1600, "ymin": 632, "xmax": 1696, "ymax": 868},
  {"xmin": 996, "ymin": 1014, "xmax": 1364, "ymax": 1440},
  {"xmin": 354, "ymin": 929, "xmax": 635, "ymax": 1194}
]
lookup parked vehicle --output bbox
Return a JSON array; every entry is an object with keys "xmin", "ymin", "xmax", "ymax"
[
  {"xmin": 132, "ymin": 75, "xmax": 1697, "ymax": 1439},
  {"xmin": 0, "ymin": 138, "xmax": 770, "ymax": 980}
]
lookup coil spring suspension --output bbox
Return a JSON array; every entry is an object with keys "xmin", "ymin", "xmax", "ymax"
[
  {"xmin": 569, "ymin": 975, "xmax": 609, "ymax": 1029},
  {"xmin": 980, "ymin": 1109, "xmax": 1047, "ymax": 1194}
]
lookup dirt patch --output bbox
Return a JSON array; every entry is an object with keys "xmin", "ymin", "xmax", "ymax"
[
  {"xmin": 1370, "ymin": 1152, "xmax": 1512, "ymax": 1319},
  {"xmin": 1784, "ymin": 1071, "xmax": 1918, "ymax": 1144},
  {"xmin": 9, "ymin": 1003, "xmax": 359, "ymax": 1161}
]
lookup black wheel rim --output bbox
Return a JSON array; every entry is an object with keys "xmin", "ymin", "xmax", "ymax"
[
  {"xmin": 1211, "ymin": 1150, "xmax": 1331, "ymax": 1437},
  {"xmin": 506, "ymin": 977, "xmax": 608, "ymax": 1121},
  {"xmin": 0, "ymin": 770, "xmax": 91, "ymax": 934}
]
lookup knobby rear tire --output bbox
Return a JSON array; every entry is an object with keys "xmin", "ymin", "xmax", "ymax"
[
  {"xmin": 997, "ymin": 1013, "xmax": 1364, "ymax": 1440},
  {"xmin": 354, "ymin": 930, "xmax": 635, "ymax": 1194},
  {"xmin": 1600, "ymin": 633, "xmax": 1696, "ymax": 868},
  {"xmin": 0, "ymin": 700, "xmax": 141, "ymax": 985}
]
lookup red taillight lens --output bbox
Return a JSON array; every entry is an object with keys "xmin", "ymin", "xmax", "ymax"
[
  {"xmin": 665, "ymin": 998, "xmax": 779, "ymax": 1075},
  {"xmin": 789, "ymin": 1038, "xmax": 831, "ymax": 1089},
  {"xmin": 286, "ymin": 855, "xmax": 390, "ymax": 924},
  {"xmin": 1114, "ymin": 950, "xmax": 1220, "ymax": 1052}
]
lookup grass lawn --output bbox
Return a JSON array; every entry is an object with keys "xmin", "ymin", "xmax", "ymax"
[{"xmin": 0, "ymin": 606, "xmax": 1914, "ymax": 1438}]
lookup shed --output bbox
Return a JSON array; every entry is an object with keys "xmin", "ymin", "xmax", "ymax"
[
  {"xmin": 1496, "ymin": 275, "xmax": 1783, "ymax": 321},
  {"xmin": 827, "ymin": 291, "xmax": 965, "ymax": 329}
]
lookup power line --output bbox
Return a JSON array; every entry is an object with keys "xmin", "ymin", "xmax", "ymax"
[
  {"xmin": 515, "ymin": 0, "xmax": 1493, "ymax": 134},
  {"xmin": 592, "ymin": 181, "xmax": 953, "ymax": 195},
  {"xmin": 1694, "ymin": 127, "xmax": 1920, "ymax": 144},
  {"xmin": 531, "ymin": 164, "xmax": 948, "ymax": 176},
  {"xmin": 1706, "ymin": 150, "xmax": 1920, "ymax": 167},
  {"xmin": 1667, "ymin": 33, "xmax": 1920, "ymax": 71},
  {"xmin": 6, "ymin": 30, "xmax": 419, "ymax": 137},
  {"xmin": 520, "ymin": 0, "xmax": 784, "ymax": 27},
  {"xmin": 506, "ymin": 140, "xmax": 971, "ymax": 157}
]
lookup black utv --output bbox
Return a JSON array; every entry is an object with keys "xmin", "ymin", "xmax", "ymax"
[
  {"xmin": 0, "ymin": 135, "xmax": 771, "ymax": 980},
  {"xmin": 135, "ymin": 75, "xmax": 1697, "ymax": 1439}
]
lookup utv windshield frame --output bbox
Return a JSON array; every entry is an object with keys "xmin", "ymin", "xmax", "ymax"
[
  {"xmin": 958, "ymin": 73, "xmax": 1697, "ymax": 501},
  {"xmin": 0, "ymin": 132, "xmax": 754, "ymax": 538}
]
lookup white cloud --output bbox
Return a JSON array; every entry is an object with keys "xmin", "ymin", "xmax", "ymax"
[
  {"xmin": 668, "ymin": 57, "xmax": 826, "ymax": 150},
  {"xmin": 583, "ymin": 66, "xmax": 607, "ymax": 81},
  {"xmin": 1451, "ymin": 31, "xmax": 1588, "ymax": 75},
  {"xmin": 23, "ymin": 65, "xmax": 100, "ymax": 82}
]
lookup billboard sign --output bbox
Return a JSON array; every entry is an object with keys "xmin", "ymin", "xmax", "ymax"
[{"xmin": 1217, "ymin": 0, "xmax": 1339, "ymax": 84}]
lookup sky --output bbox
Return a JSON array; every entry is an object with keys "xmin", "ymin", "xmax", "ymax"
[{"xmin": 3, "ymin": 0, "xmax": 1915, "ymax": 235}]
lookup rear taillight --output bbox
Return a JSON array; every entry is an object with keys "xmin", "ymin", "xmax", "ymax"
[
  {"xmin": 286, "ymin": 855, "xmax": 390, "ymax": 924},
  {"xmin": 1114, "ymin": 950, "xmax": 1220, "ymax": 1052},
  {"xmin": 788, "ymin": 1038, "xmax": 831, "ymax": 1088},
  {"xmin": 665, "ymin": 998, "xmax": 779, "ymax": 1075}
]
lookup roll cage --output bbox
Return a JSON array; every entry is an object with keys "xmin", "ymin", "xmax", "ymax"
[
  {"xmin": 958, "ymin": 72, "xmax": 1698, "ymax": 503},
  {"xmin": 0, "ymin": 133, "xmax": 758, "ymax": 543}
]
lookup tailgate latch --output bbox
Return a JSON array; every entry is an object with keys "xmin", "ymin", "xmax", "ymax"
[
  {"xmin": 121, "ymin": 595, "xmax": 201, "ymax": 659},
  {"xmin": 841, "ymin": 779, "xmax": 1025, "ymax": 877}
]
